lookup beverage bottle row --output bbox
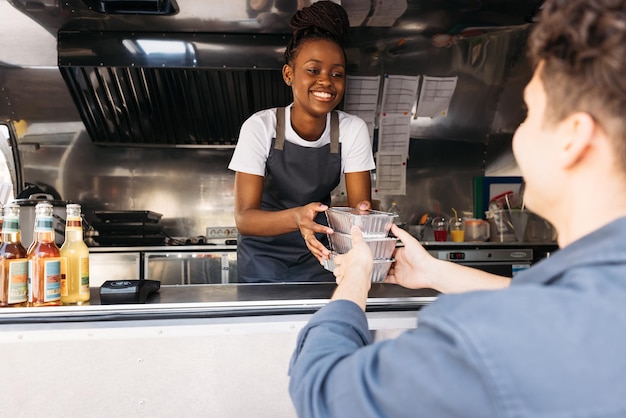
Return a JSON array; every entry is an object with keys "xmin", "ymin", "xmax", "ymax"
[{"xmin": 0, "ymin": 201, "xmax": 90, "ymax": 307}]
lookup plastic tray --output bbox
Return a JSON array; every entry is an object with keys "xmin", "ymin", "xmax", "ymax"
[
  {"xmin": 326, "ymin": 207, "xmax": 397, "ymax": 237},
  {"xmin": 322, "ymin": 253, "xmax": 394, "ymax": 283},
  {"xmin": 328, "ymin": 231, "xmax": 397, "ymax": 258}
]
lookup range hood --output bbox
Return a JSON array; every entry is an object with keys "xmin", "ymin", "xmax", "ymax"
[
  {"xmin": 58, "ymin": 30, "xmax": 292, "ymax": 146},
  {"xmin": 81, "ymin": 0, "xmax": 177, "ymax": 15},
  {"xmin": 46, "ymin": 0, "xmax": 544, "ymax": 147}
]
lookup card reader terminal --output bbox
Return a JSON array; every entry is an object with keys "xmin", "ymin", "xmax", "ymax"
[{"xmin": 99, "ymin": 280, "xmax": 161, "ymax": 304}]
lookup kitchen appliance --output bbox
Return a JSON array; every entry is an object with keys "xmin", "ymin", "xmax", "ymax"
[
  {"xmin": 13, "ymin": 194, "xmax": 70, "ymax": 248},
  {"xmin": 429, "ymin": 247, "xmax": 534, "ymax": 278},
  {"xmin": 92, "ymin": 210, "xmax": 166, "ymax": 246}
]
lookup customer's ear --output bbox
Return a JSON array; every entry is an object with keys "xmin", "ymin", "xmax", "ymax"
[{"xmin": 557, "ymin": 112, "xmax": 595, "ymax": 169}]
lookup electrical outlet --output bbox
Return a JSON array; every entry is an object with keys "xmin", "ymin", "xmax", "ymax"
[{"xmin": 205, "ymin": 227, "xmax": 238, "ymax": 239}]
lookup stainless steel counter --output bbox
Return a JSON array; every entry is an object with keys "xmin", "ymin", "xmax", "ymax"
[
  {"xmin": 88, "ymin": 244, "xmax": 237, "ymax": 252},
  {"xmin": 0, "ymin": 281, "xmax": 436, "ymax": 417},
  {"xmin": 0, "ymin": 282, "xmax": 432, "ymax": 418},
  {"xmin": 0, "ymin": 283, "xmax": 438, "ymax": 324}
]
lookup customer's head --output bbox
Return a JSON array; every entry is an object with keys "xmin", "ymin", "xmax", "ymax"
[{"xmin": 528, "ymin": 0, "xmax": 626, "ymax": 165}]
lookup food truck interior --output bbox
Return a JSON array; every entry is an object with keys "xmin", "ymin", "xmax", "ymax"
[
  {"xmin": 0, "ymin": 0, "xmax": 554, "ymax": 281},
  {"xmin": 0, "ymin": 1, "xmax": 554, "ymax": 416}
]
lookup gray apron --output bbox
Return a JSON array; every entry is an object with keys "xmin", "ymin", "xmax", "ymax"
[{"xmin": 237, "ymin": 107, "xmax": 341, "ymax": 283}]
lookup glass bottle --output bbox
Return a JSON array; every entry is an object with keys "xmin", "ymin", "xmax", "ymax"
[
  {"xmin": 27, "ymin": 202, "xmax": 62, "ymax": 307},
  {"xmin": 389, "ymin": 201, "xmax": 403, "ymax": 226},
  {"xmin": 0, "ymin": 203, "xmax": 28, "ymax": 307},
  {"xmin": 60, "ymin": 204, "xmax": 90, "ymax": 305}
]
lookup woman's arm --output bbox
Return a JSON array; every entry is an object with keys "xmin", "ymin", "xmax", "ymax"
[
  {"xmin": 345, "ymin": 171, "xmax": 372, "ymax": 209},
  {"xmin": 234, "ymin": 171, "xmax": 331, "ymax": 236},
  {"xmin": 233, "ymin": 171, "xmax": 332, "ymax": 259}
]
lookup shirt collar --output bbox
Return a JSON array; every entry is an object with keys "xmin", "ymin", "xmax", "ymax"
[{"xmin": 513, "ymin": 216, "xmax": 626, "ymax": 286}]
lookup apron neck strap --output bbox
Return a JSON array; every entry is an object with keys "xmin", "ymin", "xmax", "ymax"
[
  {"xmin": 274, "ymin": 107, "xmax": 339, "ymax": 153},
  {"xmin": 275, "ymin": 107, "xmax": 286, "ymax": 150}
]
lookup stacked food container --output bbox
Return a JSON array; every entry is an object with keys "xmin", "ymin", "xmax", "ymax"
[{"xmin": 323, "ymin": 207, "xmax": 398, "ymax": 282}]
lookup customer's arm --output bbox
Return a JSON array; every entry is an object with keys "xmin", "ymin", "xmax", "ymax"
[
  {"xmin": 385, "ymin": 225, "xmax": 511, "ymax": 294},
  {"xmin": 330, "ymin": 225, "xmax": 374, "ymax": 309}
]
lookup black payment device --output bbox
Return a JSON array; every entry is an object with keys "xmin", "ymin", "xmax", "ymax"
[{"xmin": 99, "ymin": 280, "xmax": 161, "ymax": 304}]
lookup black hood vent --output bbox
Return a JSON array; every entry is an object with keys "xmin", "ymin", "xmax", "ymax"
[
  {"xmin": 60, "ymin": 66, "xmax": 292, "ymax": 147},
  {"xmin": 82, "ymin": 0, "xmax": 177, "ymax": 15}
]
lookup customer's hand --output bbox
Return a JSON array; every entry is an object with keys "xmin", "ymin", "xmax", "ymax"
[
  {"xmin": 385, "ymin": 224, "xmax": 437, "ymax": 290},
  {"xmin": 331, "ymin": 225, "xmax": 373, "ymax": 310},
  {"xmin": 296, "ymin": 202, "xmax": 333, "ymax": 261},
  {"xmin": 387, "ymin": 225, "xmax": 512, "ymax": 293}
]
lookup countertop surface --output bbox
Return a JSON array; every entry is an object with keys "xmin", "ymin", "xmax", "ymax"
[
  {"xmin": 86, "ymin": 241, "xmax": 559, "ymax": 253},
  {"xmin": 0, "ymin": 283, "xmax": 439, "ymax": 324}
]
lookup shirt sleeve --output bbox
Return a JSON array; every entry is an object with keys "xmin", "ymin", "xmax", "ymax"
[
  {"xmin": 340, "ymin": 114, "xmax": 376, "ymax": 174},
  {"xmin": 288, "ymin": 297, "xmax": 497, "ymax": 418},
  {"xmin": 228, "ymin": 111, "xmax": 274, "ymax": 176}
]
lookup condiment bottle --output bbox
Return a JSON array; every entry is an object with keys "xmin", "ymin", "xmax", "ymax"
[
  {"xmin": 60, "ymin": 204, "xmax": 90, "ymax": 305},
  {"xmin": 389, "ymin": 201, "xmax": 403, "ymax": 225},
  {"xmin": 27, "ymin": 202, "xmax": 62, "ymax": 307},
  {"xmin": 0, "ymin": 203, "xmax": 28, "ymax": 307}
]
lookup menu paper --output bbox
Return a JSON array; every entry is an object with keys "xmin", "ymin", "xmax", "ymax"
[
  {"xmin": 366, "ymin": 0, "xmax": 408, "ymax": 27},
  {"xmin": 415, "ymin": 76, "xmax": 458, "ymax": 118},
  {"xmin": 344, "ymin": 75, "xmax": 382, "ymax": 145},
  {"xmin": 341, "ymin": 0, "xmax": 371, "ymax": 26},
  {"xmin": 374, "ymin": 74, "xmax": 417, "ymax": 195},
  {"xmin": 380, "ymin": 74, "xmax": 420, "ymax": 114},
  {"xmin": 378, "ymin": 112, "xmax": 411, "ymax": 156},
  {"xmin": 375, "ymin": 151, "xmax": 407, "ymax": 195}
]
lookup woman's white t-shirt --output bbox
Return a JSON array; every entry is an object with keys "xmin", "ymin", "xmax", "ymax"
[{"xmin": 228, "ymin": 105, "xmax": 375, "ymax": 175}]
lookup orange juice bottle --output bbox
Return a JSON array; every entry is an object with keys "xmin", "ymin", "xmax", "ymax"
[
  {"xmin": 27, "ymin": 202, "xmax": 62, "ymax": 307},
  {"xmin": 60, "ymin": 204, "xmax": 90, "ymax": 305},
  {"xmin": 0, "ymin": 203, "xmax": 28, "ymax": 307}
]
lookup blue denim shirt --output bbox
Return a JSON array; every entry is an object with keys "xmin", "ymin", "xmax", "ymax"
[{"xmin": 289, "ymin": 217, "xmax": 626, "ymax": 418}]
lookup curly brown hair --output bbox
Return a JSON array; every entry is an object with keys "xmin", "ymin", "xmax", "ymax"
[
  {"xmin": 283, "ymin": 1, "xmax": 349, "ymax": 65},
  {"xmin": 528, "ymin": 0, "xmax": 626, "ymax": 162}
]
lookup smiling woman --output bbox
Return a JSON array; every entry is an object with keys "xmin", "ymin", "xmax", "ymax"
[{"xmin": 227, "ymin": 1, "xmax": 376, "ymax": 283}]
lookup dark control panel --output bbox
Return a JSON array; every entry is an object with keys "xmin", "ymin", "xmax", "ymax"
[{"xmin": 99, "ymin": 280, "xmax": 161, "ymax": 304}]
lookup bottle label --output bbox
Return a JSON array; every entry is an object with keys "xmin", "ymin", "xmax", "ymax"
[
  {"xmin": 7, "ymin": 259, "xmax": 28, "ymax": 304},
  {"xmin": 3, "ymin": 216, "xmax": 19, "ymax": 234},
  {"xmin": 28, "ymin": 260, "xmax": 32, "ymax": 303},
  {"xmin": 35, "ymin": 216, "xmax": 54, "ymax": 233},
  {"xmin": 44, "ymin": 258, "xmax": 62, "ymax": 302},
  {"xmin": 80, "ymin": 256, "xmax": 90, "ymax": 295},
  {"xmin": 66, "ymin": 216, "xmax": 82, "ymax": 231},
  {"xmin": 60, "ymin": 256, "xmax": 68, "ymax": 297}
]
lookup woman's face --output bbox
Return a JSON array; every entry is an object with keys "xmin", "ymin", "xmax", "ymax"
[{"xmin": 283, "ymin": 38, "xmax": 346, "ymax": 119}]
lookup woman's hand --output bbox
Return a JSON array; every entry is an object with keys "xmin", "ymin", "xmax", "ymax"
[
  {"xmin": 352, "ymin": 200, "xmax": 371, "ymax": 213},
  {"xmin": 295, "ymin": 202, "xmax": 333, "ymax": 261}
]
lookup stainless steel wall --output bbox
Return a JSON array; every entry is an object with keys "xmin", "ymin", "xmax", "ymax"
[
  {"xmin": 15, "ymin": 121, "xmax": 237, "ymax": 237},
  {"xmin": 0, "ymin": 0, "xmax": 533, "ymax": 237},
  {"xmin": 12, "ymin": 117, "xmax": 519, "ymax": 237},
  {"xmin": 3, "ymin": 62, "xmax": 524, "ymax": 237}
]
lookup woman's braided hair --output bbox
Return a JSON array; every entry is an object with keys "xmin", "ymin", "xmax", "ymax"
[{"xmin": 284, "ymin": 1, "xmax": 349, "ymax": 64}]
